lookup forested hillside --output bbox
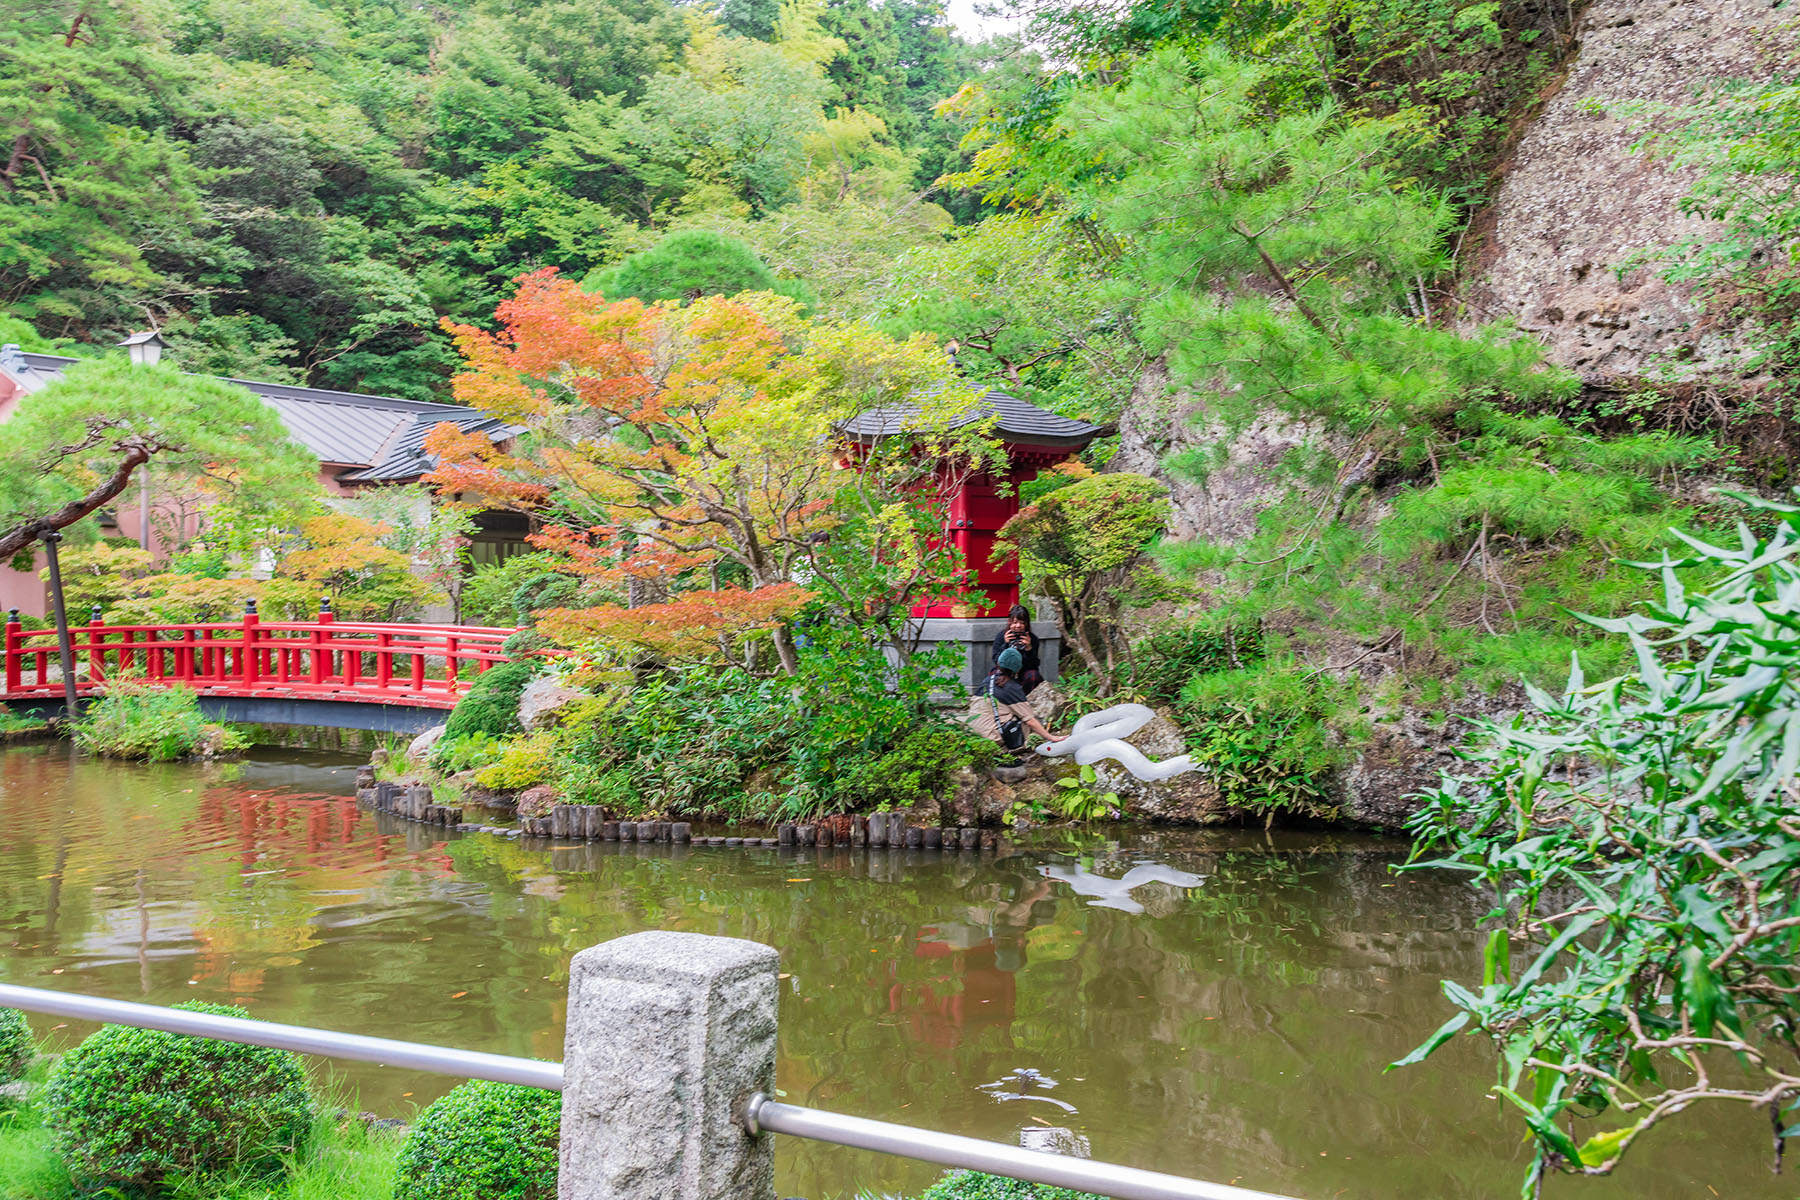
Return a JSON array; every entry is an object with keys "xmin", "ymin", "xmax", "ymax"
[
  {"xmin": 7, "ymin": 0, "xmax": 1798, "ymax": 823},
  {"xmin": 2, "ymin": 0, "xmax": 979, "ymax": 397}
]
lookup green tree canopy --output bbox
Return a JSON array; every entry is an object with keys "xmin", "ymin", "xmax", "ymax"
[
  {"xmin": 995, "ymin": 471, "xmax": 1171, "ymax": 685},
  {"xmin": 0, "ymin": 358, "xmax": 319, "ymax": 559},
  {"xmin": 584, "ymin": 229, "xmax": 808, "ymax": 305},
  {"xmin": 1062, "ymin": 46, "xmax": 1566, "ymax": 469}
]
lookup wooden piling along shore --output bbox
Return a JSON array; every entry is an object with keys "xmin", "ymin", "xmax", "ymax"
[{"xmin": 354, "ymin": 765, "xmax": 1002, "ymax": 851}]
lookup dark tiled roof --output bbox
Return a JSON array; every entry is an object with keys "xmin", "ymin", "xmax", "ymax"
[
  {"xmin": 840, "ymin": 386, "xmax": 1103, "ymax": 450},
  {"xmin": 9, "ymin": 351, "xmax": 77, "ymax": 395},
  {"xmin": 2, "ymin": 351, "xmax": 522, "ymax": 483},
  {"xmin": 342, "ymin": 411, "xmax": 519, "ymax": 482}
]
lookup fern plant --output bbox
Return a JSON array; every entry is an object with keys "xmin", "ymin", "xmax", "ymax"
[{"xmin": 1054, "ymin": 764, "xmax": 1117, "ymax": 822}]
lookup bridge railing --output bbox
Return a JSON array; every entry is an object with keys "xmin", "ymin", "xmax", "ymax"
[{"xmin": 3, "ymin": 600, "xmax": 521, "ymax": 707}]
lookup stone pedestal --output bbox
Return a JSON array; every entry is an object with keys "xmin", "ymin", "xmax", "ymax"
[
  {"xmin": 559, "ymin": 931, "xmax": 779, "ymax": 1200},
  {"xmin": 908, "ymin": 617, "xmax": 1062, "ymax": 695}
]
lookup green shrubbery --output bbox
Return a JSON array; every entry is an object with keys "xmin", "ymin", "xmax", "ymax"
[
  {"xmin": 914, "ymin": 1170, "xmax": 1106, "ymax": 1199},
  {"xmin": 460, "ymin": 554, "xmax": 570, "ymax": 628},
  {"xmin": 393, "ymin": 1081, "xmax": 559, "ymax": 1200},
  {"xmin": 547, "ymin": 627, "xmax": 967, "ymax": 819},
  {"xmin": 1123, "ymin": 619, "xmax": 1262, "ymax": 704},
  {"xmin": 835, "ymin": 723, "xmax": 1000, "ymax": 811},
  {"xmin": 44, "ymin": 1001, "xmax": 312, "ymax": 1192},
  {"xmin": 72, "ymin": 682, "xmax": 245, "ymax": 762},
  {"xmin": 1403, "ymin": 491, "xmax": 1800, "ymax": 1183},
  {"xmin": 1178, "ymin": 664, "xmax": 1352, "ymax": 821},
  {"xmin": 0, "ymin": 1010, "xmax": 30, "ymax": 1084},
  {"xmin": 0, "ymin": 1094, "xmax": 400, "ymax": 1200},
  {"xmin": 441, "ymin": 661, "xmax": 536, "ymax": 741},
  {"xmin": 0, "ymin": 706, "xmax": 47, "ymax": 736},
  {"xmin": 430, "ymin": 732, "xmax": 506, "ymax": 776},
  {"xmin": 473, "ymin": 734, "xmax": 555, "ymax": 791}
]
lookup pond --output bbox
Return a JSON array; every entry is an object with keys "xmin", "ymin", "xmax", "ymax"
[{"xmin": 0, "ymin": 740, "xmax": 1784, "ymax": 1199}]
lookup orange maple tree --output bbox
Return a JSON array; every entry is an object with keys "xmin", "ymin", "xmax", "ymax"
[{"xmin": 427, "ymin": 269, "xmax": 982, "ymax": 672}]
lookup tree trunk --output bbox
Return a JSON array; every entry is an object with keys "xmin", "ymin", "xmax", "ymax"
[
  {"xmin": 771, "ymin": 624, "xmax": 800, "ymax": 675},
  {"xmin": 1050, "ymin": 581, "xmax": 1109, "ymax": 695},
  {"xmin": 0, "ymin": 446, "xmax": 151, "ymax": 561}
]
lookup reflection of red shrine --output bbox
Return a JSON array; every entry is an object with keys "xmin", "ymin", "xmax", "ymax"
[
  {"xmin": 840, "ymin": 390, "xmax": 1104, "ymax": 619},
  {"xmin": 888, "ymin": 927, "xmax": 1021, "ymax": 1050}
]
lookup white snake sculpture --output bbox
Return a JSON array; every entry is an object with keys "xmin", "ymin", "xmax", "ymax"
[{"xmin": 1033, "ymin": 702, "xmax": 1200, "ymax": 782}]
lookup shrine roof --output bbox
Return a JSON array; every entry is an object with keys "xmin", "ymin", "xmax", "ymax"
[
  {"xmin": 839, "ymin": 387, "xmax": 1103, "ymax": 450},
  {"xmin": 0, "ymin": 350, "xmax": 523, "ymax": 486}
]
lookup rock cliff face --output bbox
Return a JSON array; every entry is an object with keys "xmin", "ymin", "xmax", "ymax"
[
  {"xmin": 1462, "ymin": 0, "xmax": 1778, "ymax": 383},
  {"xmin": 1108, "ymin": 362, "xmax": 1321, "ymax": 545},
  {"xmin": 1108, "ymin": 0, "xmax": 1784, "ymax": 829}
]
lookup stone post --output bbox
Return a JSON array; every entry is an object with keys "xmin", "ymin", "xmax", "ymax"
[{"xmin": 560, "ymin": 931, "xmax": 779, "ymax": 1200}]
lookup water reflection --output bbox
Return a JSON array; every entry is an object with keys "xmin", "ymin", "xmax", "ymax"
[
  {"xmin": 1040, "ymin": 860, "xmax": 1206, "ymax": 914},
  {"xmin": 0, "ymin": 741, "xmax": 1786, "ymax": 1199}
]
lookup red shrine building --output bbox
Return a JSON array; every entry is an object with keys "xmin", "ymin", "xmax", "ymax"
[{"xmin": 840, "ymin": 388, "xmax": 1103, "ymax": 688}]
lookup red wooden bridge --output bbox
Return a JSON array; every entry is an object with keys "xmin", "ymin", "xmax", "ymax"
[{"xmin": 3, "ymin": 602, "xmax": 523, "ymax": 732}]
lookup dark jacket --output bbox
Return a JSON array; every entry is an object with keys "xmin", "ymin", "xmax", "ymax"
[{"xmin": 991, "ymin": 627, "xmax": 1041, "ymax": 675}]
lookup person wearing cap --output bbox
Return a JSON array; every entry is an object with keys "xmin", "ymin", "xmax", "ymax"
[{"xmin": 967, "ymin": 645, "xmax": 1066, "ymax": 748}]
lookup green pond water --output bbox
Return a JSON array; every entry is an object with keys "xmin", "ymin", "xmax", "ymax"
[{"xmin": 0, "ymin": 741, "xmax": 1786, "ymax": 1199}]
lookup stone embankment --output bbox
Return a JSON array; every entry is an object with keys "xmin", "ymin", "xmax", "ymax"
[{"xmin": 356, "ymin": 763, "xmax": 1011, "ymax": 850}]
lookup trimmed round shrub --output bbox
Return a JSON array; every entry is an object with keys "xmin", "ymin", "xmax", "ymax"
[
  {"xmin": 44, "ymin": 1001, "xmax": 312, "ymax": 1192},
  {"xmin": 918, "ymin": 1171, "xmax": 1106, "ymax": 1200},
  {"xmin": 394, "ymin": 1080, "xmax": 560, "ymax": 1200},
  {"xmin": 501, "ymin": 628, "xmax": 556, "ymax": 658},
  {"xmin": 0, "ymin": 1007, "xmax": 31, "ymax": 1082},
  {"xmin": 511, "ymin": 573, "xmax": 579, "ymax": 623},
  {"xmin": 443, "ymin": 660, "xmax": 536, "ymax": 740}
]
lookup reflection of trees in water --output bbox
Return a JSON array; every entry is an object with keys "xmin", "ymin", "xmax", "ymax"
[
  {"xmin": 0, "ymin": 765, "xmax": 1628, "ymax": 1199},
  {"xmin": 0, "ymin": 747, "xmax": 454, "ymax": 1011},
  {"xmin": 440, "ymin": 834, "xmax": 1507, "ymax": 1195}
]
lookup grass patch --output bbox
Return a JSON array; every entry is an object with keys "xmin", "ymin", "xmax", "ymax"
[
  {"xmin": 72, "ymin": 682, "xmax": 246, "ymax": 762},
  {"xmin": 0, "ymin": 1085, "xmax": 401, "ymax": 1200},
  {"xmin": 371, "ymin": 733, "xmax": 417, "ymax": 783},
  {"xmin": 0, "ymin": 706, "xmax": 48, "ymax": 736}
]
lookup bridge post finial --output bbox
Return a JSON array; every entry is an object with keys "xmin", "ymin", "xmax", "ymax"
[
  {"xmin": 3, "ymin": 609, "xmax": 17, "ymax": 694},
  {"xmin": 244, "ymin": 598, "xmax": 257, "ymax": 614},
  {"xmin": 89, "ymin": 605, "xmax": 103, "ymax": 623},
  {"xmin": 318, "ymin": 595, "xmax": 332, "ymax": 614}
]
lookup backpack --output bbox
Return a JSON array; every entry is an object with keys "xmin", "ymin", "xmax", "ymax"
[{"xmin": 986, "ymin": 676, "xmax": 1026, "ymax": 751}]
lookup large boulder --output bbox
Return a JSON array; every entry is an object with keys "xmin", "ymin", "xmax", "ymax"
[
  {"xmin": 1087, "ymin": 724, "xmax": 1231, "ymax": 824},
  {"xmin": 1108, "ymin": 361, "xmax": 1327, "ymax": 546},
  {"xmin": 1024, "ymin": 680, "xmax": 1064, "ymax": 730},
  {"xmin": 517, "ymin": 676, "xmax": 584, "ymax": 732},
  {"xmin": 1059, "ymin": 705, "xmax": 1233, "ymax": 825},
  {"xmin": 516, "ymin": 784, "xmax": 560, "ymax": 819},
  {"xmin": 1460, "ymin": 0, "xmax": 1773, "ymax": 383},
  {"xmin": 407, "ymin": 723, "xmax": 446, "ymax": 763},
  {"xmin": 1330, "ymin": 693, "xmax": 1519, "ymax": 830},
  {"xmin": 949, "ymin": 767, "xmax": 1014, "ymax": 826}
]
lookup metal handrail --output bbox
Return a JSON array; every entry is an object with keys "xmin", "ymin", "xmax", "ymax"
[
  {"xmin": 0, "ymin": 985, "xmax": 562, "ymax": 1090},
  {"xmin": 745, "ymin": 1095, "xmax": 1295, "ymax": 1200},
  {"xmin": 0, "ymin": 983, "xmax": 1303, "ymax": 1200}
]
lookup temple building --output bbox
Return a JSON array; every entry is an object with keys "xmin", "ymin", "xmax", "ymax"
[
  {"xmin": 840, "ymin": 387, "xmax": 1104, "ymax": 689},
  {"xmin": 0, "ymin": 335, "xmax": 528, "ymax": 618}
]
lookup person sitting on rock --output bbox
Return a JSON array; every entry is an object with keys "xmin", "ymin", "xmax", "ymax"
[
  {"xmin": 968, "ymin": 646, "xmax": 1065, "ymax": 752},
  {"xmin": 990, "ymin": 604, "xmax": 1044, "ymax": 695}
]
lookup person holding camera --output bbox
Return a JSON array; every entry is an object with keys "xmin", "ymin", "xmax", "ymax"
[{"xmin": 990, "ymin": 603, "xmax": 1044, "ymax": 695}]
